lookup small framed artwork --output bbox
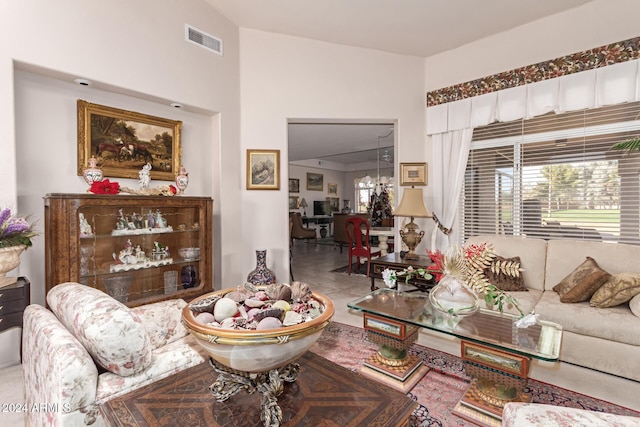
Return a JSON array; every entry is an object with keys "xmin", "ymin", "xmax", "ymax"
[
  {"xmin": 306, "ymin": 172, "xmax": 323, "ymax": 191},
  {"xmin": 460, "ymin": 341, "xmax": 529, "ymax": 378},
  {"xmin": 289, "ymin": 178, "xmax": 300, "ymax": 193},
  {"xmin": 327, "ymin": 183, "xmax": 338, "ymax": 195},
  {"xmin": 400, "ymin": 162, "xmax": 427, "ymax": 186},
  {"xmin": 288, "ymin": 196, "xmax": 299, "ymax": 210},
  {"xmin": 77, "ymin": 99, "xmax": 182, "ymax": 181},
  {"xmin": 326, "ymin": 197, "xmax": 340, "ymax": 212},
  {"xmin": 246, "ymin": 149, "xmax": 280, "ymax": 190}
]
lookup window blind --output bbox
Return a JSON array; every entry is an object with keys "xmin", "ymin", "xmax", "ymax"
[{"xmin": 460, "ymin": 101, "xmax": 640, "ymax": 245}]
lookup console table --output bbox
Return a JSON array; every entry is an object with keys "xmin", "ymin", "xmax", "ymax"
[
  {"xmin": 348, "ymin": 289, "xmax": 563, "ymax": 426},
  {"xmin": 302, "ymin": 215, "xmax": 333, "ymax": 238}
]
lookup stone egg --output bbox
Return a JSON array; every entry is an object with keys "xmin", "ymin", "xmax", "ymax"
[
  {"xmin": 195, "ymin": 312, "xmax": 215, "ymax": 325},
  {"xmin": 256, "ymin": 317, "xmax": 283, "ymax": 330},
  {"xmin": 213, "ymin": 297, "xmax": 239, "ymax": 322}
]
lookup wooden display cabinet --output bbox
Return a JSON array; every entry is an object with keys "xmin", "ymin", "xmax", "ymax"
[{"xmin": 44, "ymin": 193, "xmax": 213, "ymax": 307}]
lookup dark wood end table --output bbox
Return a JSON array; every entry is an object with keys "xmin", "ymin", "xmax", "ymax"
[{"xmin": 369, "ymin": 252, "xmax": 435, "ymax": 291}]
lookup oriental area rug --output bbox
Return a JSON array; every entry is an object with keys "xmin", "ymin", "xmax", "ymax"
[{"xmin": 310, "ymin": 322, "xmax": 640, "ymax": 427}]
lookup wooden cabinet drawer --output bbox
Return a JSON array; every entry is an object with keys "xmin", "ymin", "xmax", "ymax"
[
  {"xmin": 0, "ymin": 310, "xmax": 24, "ymax": 333},
  {"xmin": 0, "ymin": 298, "xmax": 27, "ymax": 317},
  {"xmin": 0, "ymin": 286, "xmax": 27, "ymax": 305}
]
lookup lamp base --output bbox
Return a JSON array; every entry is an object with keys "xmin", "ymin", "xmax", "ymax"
[{"xmin": 399, "ymin": 217, "xmax": 425, "ymax": 261}]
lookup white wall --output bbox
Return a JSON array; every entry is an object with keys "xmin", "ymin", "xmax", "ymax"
[
  {"xmin": 1, "ymin": 0, "xmax": 241, "ymax": 288},
  {"xmin": 0, "ymin": 0, "xmax": 241, "ymax": 366},
  {"xmin": 424, "ymin": 0, "xmax": 640, "ymax": 92},
  {"xmin": 240, "ymin": 29, "xmax": 427, "ymax": 280}
]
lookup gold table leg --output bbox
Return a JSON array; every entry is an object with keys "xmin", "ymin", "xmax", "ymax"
[
  {"xmin": 359, "ymin": 313, "xmax": 429, "ymax": 392},
  {"xmin": 208, "ymin": 357, "xmax": 300, "ymax": 427}
]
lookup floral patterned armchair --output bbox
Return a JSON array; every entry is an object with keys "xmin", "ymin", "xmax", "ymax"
[{"xmin": 22, "ymin": 282, "xmax": 206, "ymax": 426}]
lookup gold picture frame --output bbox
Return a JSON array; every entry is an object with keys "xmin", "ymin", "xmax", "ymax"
[
  {"xmin": 326, "ymin": 197, "xmax": 339, "ymax": 212},
  {"xmin": 328, "ymin": 183, "xmax": 338, "ymax": 195},
  {"xmin": 289, "ymin": 196, "xmax": 299, "ymax": 210},
  {"xmin": 77, "ymin": 100, "xmax": 182, "ymax": 181},
  {"xmin": 246, "ymin": 149, "xmax": 280, "ymax": 190},
  {"xmin": 306, "ymin": 172, "xmax": 323, "ymax": 191},
  {"xmin": 400, "ymin": 162, "xmax": 427, "ymax": 186},
  {"xmin": 289, "ymin": 178, "xmax": 300, "ymax": 193}
]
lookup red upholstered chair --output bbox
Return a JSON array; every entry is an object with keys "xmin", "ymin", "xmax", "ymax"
[{"xmin": 346, "ymin": 217, "xmax": 381, "ymax": 276}]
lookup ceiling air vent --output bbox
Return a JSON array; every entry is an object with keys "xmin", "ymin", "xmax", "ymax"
[{"xmin": 185, "ymin": 24, "xmax": 223, "ymax": 56}]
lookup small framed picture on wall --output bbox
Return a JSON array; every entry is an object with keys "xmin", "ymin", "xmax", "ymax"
[
  {"xmin": 246, "ymin": 149, "xmax": 280, "ymax": 190},
  {"xmin": 306, "ymin": 172, "xmax": 323, "ymax": 191},
  {"xmin": 289, "ymin": 178, "xmax": 300, "ymax": 193},
  {"xmin": 400, "ymin": 162, "xmax": 427, "ymax": 186},
  {"xmin": 289, "ymin": 196, "xmax": 299, "ymax": 210},
  {"xmin": 328, "ymin": 183, "xmax": 338, "ymax": 195}
]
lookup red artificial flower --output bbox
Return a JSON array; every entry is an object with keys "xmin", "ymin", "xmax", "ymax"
[
  {"xmin": 464, "ymin": 243, "xmax": 487, "ymax": 260},
  {"xmin": 169, "ymin": 185, "xmax": 177, "ymax": 195},
  {"xmin": 426, "ymin": 250, "xmax": 444, "ymax": 282},
  {"xmin": 89, "ymin": 179, "xmax": 120, "ymax": 195}
]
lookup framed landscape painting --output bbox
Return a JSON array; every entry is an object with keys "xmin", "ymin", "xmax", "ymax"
[
  {"xmin": 328, "ymin": 183, "xmax": 338, "ymax": 195},
  {"xmin": 246, "ymin": 149, "xmax": 280, "ymax": 190},
  {"xmin": 326, "ymin": 197, "xmax": 340, "ymax": 212},
  {"xmin": 289, "ymin": 196, "xmax": 299, "ymax": 210},
  {"xmin": 77, "ymin": 100, "xmax": 182, "ymax": 181},
  {"xmin": 307, "ymin": 172, "xmax": 323, "ymax": 191}
]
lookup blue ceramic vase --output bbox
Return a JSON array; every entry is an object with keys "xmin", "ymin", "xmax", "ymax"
[{"xmin": 247, "ymin": 249, "xmax": 276, "ymax": 286}]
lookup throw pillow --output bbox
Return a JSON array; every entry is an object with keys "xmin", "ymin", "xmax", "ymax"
[
  {"xmin": 47, "ymin": 282, "xmax": 152, "ymax": 377},
  {"xmin": 590, "ymin": 273, "xmax": 640, "ymax": 308},
  {"xmin": 483, "ymin": 255, "xmax": 527, "ymax": 291},
  {"xmin": 629, "ymin": 293, "xmax": 640, "ymax": 317},
  {"xmin": 552, "ymin": 257, "xmax": 611, "ymax": 303}
]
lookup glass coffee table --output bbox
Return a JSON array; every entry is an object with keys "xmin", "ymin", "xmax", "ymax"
[{"xmin": 348, "ymin": 288, "xmax": 563, "ymax": 426}]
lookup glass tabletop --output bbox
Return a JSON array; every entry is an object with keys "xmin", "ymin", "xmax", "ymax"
[{"xmin": 347, "ymin": 288, "xmax": 562, "ymax": 361}]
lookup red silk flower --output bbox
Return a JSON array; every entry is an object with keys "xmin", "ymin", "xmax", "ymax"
[{"xmin": 89, "ymin": 179, "xmax": 120, "ymax": 195}]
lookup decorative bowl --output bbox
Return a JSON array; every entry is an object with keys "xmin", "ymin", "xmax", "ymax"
[
  {"xmin": 178, "ymin": 247, "xmax": 200, "ymax": 260},
  {"xmin": 181, "ymin": 288, "xmax": 334, "ymax": 372}
]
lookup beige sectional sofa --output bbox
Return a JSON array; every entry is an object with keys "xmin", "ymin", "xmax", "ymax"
[{"xmin": 465, "ymin": 235, "xmax": 640, "ymax": 382}]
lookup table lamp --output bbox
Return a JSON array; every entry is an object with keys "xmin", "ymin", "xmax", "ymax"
[
  {"xmin": 299, "ymin": 198, "xmax": 308, "ymax": 217},
  {"xmin": 394, "ymin": 187, "xmax": 432, "ymax": 260}
]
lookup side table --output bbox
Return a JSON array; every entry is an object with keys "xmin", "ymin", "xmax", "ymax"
[
  {"xmin": 369, "ymin": 253, "xmax": 434, "ymax": 292},
  {"xmin": 0, "ymin": 277, "xmax": 30, "ymax": 359}
]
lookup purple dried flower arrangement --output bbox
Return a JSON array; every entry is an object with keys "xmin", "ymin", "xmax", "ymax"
[{"xmin": 0, "ymin": 208, "xmax": 37, "ymax": 249}]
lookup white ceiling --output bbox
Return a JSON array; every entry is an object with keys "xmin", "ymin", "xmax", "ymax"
[
  {"xmin": 205, "ymin": 0, "xmax": 594, "ymax": 164},
  {"xmin": 205, "ymin": 0, "xmax": 592, "ymax": 58}
]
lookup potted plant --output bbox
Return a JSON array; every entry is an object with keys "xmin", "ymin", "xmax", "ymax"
[{"xmin": 0, "ymin": 208, "xmax": 37, "ymax": 286}]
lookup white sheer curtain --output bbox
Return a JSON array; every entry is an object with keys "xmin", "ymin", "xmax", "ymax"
[
  {"xmin": 426, "ymin": 59, "xmax": 640, "ymax": 248},
  {"xmin": 430, "ymin": 129, "xmax": 473, "ymax": 251}
]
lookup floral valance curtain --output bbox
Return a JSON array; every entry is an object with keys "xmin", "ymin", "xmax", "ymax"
[
  {"xmin": 426, "ymin": 59, "xmax": 640, "ymax": 251},
  {"xmin": 426, "ymin": 59, "xmax": 640, "ymax": 135}
]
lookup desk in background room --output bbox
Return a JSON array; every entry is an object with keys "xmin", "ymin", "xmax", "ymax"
[{"xmin": 302, "ymin": 215, "xmax": 333, "ymax": 238}]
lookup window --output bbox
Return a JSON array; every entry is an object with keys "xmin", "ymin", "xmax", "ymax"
[
  {"xmin": 355, "ymin": 180, "xmax": 376, "ymax": 213},
  {"xmin": 460, "ymin": 101, "xmax": 640, "ymax": 245}
]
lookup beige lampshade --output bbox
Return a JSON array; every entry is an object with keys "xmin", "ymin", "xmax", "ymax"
[
  {"xmin": 395, "ymin": 188, "xmax": 432, "ymax": 218},
  {"xmin": 299, "ymin": 198, "xmax": 308, "ymax": 208}
]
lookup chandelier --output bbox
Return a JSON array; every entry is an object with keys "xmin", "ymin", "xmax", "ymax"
[{"xmin": 359, "ymin": 128, "xmax": 394, "ymax": 194}]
